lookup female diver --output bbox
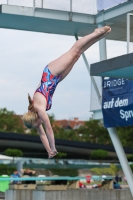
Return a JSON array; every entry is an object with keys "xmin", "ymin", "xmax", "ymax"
[{"xmin": 22, "ymin": 26, "xmax": 111, "ymax": 158}]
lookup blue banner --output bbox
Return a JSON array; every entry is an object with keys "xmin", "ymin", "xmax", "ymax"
[{"xmin": 102, "ymin": 77, "xmax": 133, "ymax": 128}]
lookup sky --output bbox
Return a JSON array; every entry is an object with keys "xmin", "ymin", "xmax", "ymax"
[{"xmin": 0, "ymin": 28, "xmax": 128, "ymax": 120}]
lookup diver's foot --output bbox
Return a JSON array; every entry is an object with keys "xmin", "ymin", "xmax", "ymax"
[{"xmin": 94, "ymin": 26, "xmax": 111, "ymax": 39}]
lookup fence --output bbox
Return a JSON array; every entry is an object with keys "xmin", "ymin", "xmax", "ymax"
[{"xmin": 0, "ymin": 0, "xmax": 97, "ymax": 14}]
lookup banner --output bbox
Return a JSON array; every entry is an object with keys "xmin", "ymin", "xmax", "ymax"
[
  {"xmin": 97, "ymin": 0, "xmax": 128, "ymax": 11},
  {"xmin": 102, "ymin": 77, "xmax": 133, "ymax": 128}
]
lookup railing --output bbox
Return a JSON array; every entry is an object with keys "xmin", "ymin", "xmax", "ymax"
[
  {"xmin": 0, "ymin": 0, "xmax": 129, "ymax": 14},
  {"xmin": 0, "ymin": 175, "xmax": 113, "ymax": 181},
  {"xmin": 0, "ymin": 0, "xmax": 98, "ymax": 14}
]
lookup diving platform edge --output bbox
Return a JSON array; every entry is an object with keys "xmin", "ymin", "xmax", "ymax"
[{"xmin": 90, "ymin": 53, "xmax": 133, "ymax": 79}]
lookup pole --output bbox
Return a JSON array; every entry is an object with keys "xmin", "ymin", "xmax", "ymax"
[
  {"xmin": 33, "ymin": 0, "xmax": 35, "ymax": 8},
  {"xmin": 75, "ymin": 35, "xmax": 101, "ymax": 104},
  {"xmin": 98, "ymin": 23, "xmax": 133, "ymax": 196},
  {"xmin": 69, "ymin": 0, "xmax": 72, "ymax": 21},
  {"xmin": 33, "ymin": 0, "xmax": 35, "ymax": 16},
  {"xmin": 127, "ymin": 13, "xmax": 130, "ymax": 54},
  {"xmin": 108, "ymin": 128, "xmax": 133, "ymax": 195},
  {"xmin": 127, "ymin": 13, "xmax": 133, "ymax": 54}
]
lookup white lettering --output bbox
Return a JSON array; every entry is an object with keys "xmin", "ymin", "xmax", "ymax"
[
  {"xmin": 103, "ymin": 102, "xmax": 108, "ymax": 109},
  {"xmin": 123, "ymin": 99, "xmax": 128, "ymax": 106},
  {"xmin": 113, "ymin": 80, "xmax": 117, "ymax": 87},
  {"xmin": 120, "ymin": 110, "xmax": 125, "ymax": 119},
  {"xmin": 107, "ymin": 81, "xmax": 111, "ymax": 87},
  {"xmin": 120, "ymin": 109, "xmax": 133, "ymax": 121},
  {"xmin": 103, "ymin": 98, "xmax": 114, "ymax": 109},
  {"xmin": 114, "ymin": 98, "xmax": 128, "ymax": 107},
  {"xmin": 104, "ymin": 78, "xmax": 125, "ymax": 88},
  {"xmin": 103, "ymin": 98, "xmax": 128, "ymax": 109}
]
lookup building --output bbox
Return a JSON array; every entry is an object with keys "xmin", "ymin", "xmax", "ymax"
[{"xmin": 54, "ymin": 118, "xmax": 85, "ymax": 130}]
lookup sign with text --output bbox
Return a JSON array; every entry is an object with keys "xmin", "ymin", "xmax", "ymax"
[{"xmin": 102, "ymin": 77, "xmax": 133, "ymax": 128}]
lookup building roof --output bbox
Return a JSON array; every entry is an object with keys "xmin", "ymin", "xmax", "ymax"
[{"xmin": 54, "ymin": 118, "xmax": 85, "ymax": 129}]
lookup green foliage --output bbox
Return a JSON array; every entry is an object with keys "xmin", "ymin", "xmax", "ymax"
[
  {"xmin": 4, "ymin": 148, "xmax": 23, "ymax": 157},
  {"xmin": 30, "ymin": 129, "xmax": 38, "ymax": 135},
  {"xmin": 55, "ymin": 127, "xmax": 77, "ymax": 141},
  {"xmin": 0, "ymin": 164, "xmax": 16, "ymax": 175},
  {"xmin": 54, "ymin": 118, "xmax": 111, "ymax": 144},
  {"xmin": 90, "ymin": 164, "xmax": 118, "ymax": 175},
  {"xmin": 76, "ymin": 119, "xmax": 110, "ymax": 144},
  {"xmin": 2, "ymin": 107, "xmax": 133, "ymax": 149},
  {"xmin": 91, "ymin": 149, "xmax": 108, "ymax": 160},
  {"xmin": 110, "ymin": 164, "xmax": 118, "ymax": 175},
  {"xmin": 90, "ymin": 168, "xmax": 102, "ymax": 175},
  {"xmin": 127, "ymin": 155, "xmax": 133, "ymax": 161},
  {"xmin": 55, "ymin": 152, "xmax": 67, "ymax": 158},
  {"xmin": 29, "ymin": 113, "xmax": 56, "ymax": 136},
  {"xmin": 51, "ymin": 168, "xmax": 78, "ymax": 177},
  {"xmin": 52, "ymin": 117, "xmax": 133, "ymax": 148},
  {"xmin": 48, "ymin": 113, "xmax": 56, "ymax": 126},
  {"xmin": 116, "ymin": 126, "xmax": 133, "ymax": 148},
  {"xmin": 0, "ymin": 108, "xmax": 24, "ymax": 133},
  {"xmin": 130, "ymin": 164, "xmax": 133, "ymax": 172}
]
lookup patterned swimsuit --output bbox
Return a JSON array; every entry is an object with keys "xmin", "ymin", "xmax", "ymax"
[{"xmin": 35, "ymin": 66, "xmax": 61, "ymax": 111}]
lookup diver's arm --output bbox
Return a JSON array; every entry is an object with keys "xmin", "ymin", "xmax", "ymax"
[
  {"xmin": 36, "ymin": 109, "xmax": 56, "ymax": 152},
  {"xmin": 36, "ymin": 125, "xmax": 53, "ymax": 154}
]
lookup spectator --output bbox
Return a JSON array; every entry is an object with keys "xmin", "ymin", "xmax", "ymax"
[
  {"xmin": 21, "ymin": 168, "xmax": 36, "ymax": 184},
  {"xmin": 115, "ymin": 174, "xmax": 119, "ymax": 183},
  {"xmin": 21, "ymin": 168, "xmax": 36, "ymax": 176},
  {"xmin": 11, "ymin": 171, "xmax": 21, "ymax": 184},
  {"xmin": 113, "ymin": 181, "xmax": 121, "ymax": 189},
  {"xmin": 79, "ymin": 181, "xmax": 86, "ymax": 189}
]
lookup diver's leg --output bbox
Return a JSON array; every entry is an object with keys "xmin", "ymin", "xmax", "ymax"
[{"xmin": 48, "ymin": 26, "xmax": 111, "ymax": 80}]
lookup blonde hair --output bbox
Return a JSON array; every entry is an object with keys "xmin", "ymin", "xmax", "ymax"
[
  {"xmin": 21, "ymin": 94, "xmax": 39, "ymax": 129},
  {"xmin": 22, "ymin": 111, "xmax": 39, "ymax": 129}
]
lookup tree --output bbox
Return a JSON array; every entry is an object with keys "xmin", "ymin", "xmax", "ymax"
[
  {"xmin": 75, "ymin": 119, "xmax": 111, "ymax": 144},
  {"xmin": 130, "ymin": 164, "xmax": 133, "ymax": 172},
  {"xmin": 48, "ymin": 113, "xmax": 56, "ymax": 126},
  {"xmin": 127, "ymin": 154, "xmax": 133, "ymax": 161},
  {"xmin": 55, "ymin": 126, "xmax": 79, "ymax": 141},
  {"xmin": 91, "ymin": 149, "xmax": 108, "ymax": 160},
  {"xmin": 30, "ymin": 113, "xmax": 57, "ymax": 135},
  {"xmin": 91, "ymin": 149, "xmax": 109, "ymax": 176},
  {"xmin": 0, "ymin": 164, "xmax": 16, "ymax": 175},
  {"xmin": 116, "ymin": 126, "xmax": 133, "ymax": 148},
  {"xmin": 4, "ymin": 148, "xmax": 23, "ymax": 163},
  {"xmin": 4, "ymin": 148, "xmax": 23, "ymax": 157},
  {"xmin": 54, "ymin": 118, "xmax": 112, "ymax": 144},
  {"xmin": 90, "ymin": 164, "xmax": 118, "ymax": 175},
  {"xmin": 0, "ymin": 108, "xmax": 25, "ymax": 133}
]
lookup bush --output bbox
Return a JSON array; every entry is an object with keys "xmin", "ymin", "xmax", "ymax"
[
  {"xmin": 4, "ymin": 149, "xmax": 23, "ymax": 157},
  {"xmin": 110, "ymin": 164, "xmax": 118, "ymax": 175},
  {"xmin": 90, "ymin": 167, "xmax": 101, "ymax": 175},
  {"xmin": 51, "ymin": 168, "xmax": 78, "ymax": 177},
  {"xmin": 91, "ymin": 149, "xmax": 108, "ymax": 160},
  {"xmin": 130, "ymin": 164, "xmax": 133, "ymax": 172},
  {"xmin": 90, "ymin": 164, "xmax": 119, "ymax": 175},
  {"xmin": 127, "ymin": 155, "xmax": 133, "ymax": 161},
  {"xmin": 55, "ymin": 152, "xmax": 67, "ymax": 159},
  {"xmin": 0, "ymin": 164, "xmax": 16, "ymax": 175}
]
